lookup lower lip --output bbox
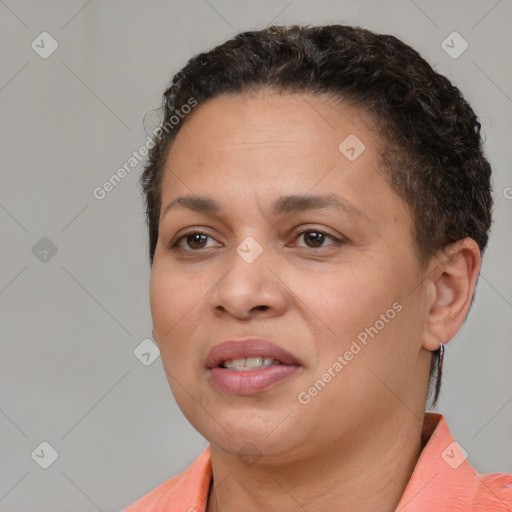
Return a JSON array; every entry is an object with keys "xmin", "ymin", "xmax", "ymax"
[{"xmin": 208, "ymin": 365, "xmax": 299, "ymax": 395}]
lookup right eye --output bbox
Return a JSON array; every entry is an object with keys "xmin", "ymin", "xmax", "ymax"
[{"xmin": 169, "ymin": 230, "xmax": 221, "ymax": 251}]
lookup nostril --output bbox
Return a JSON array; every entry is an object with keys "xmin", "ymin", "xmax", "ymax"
[{"xmin": 252, "ymin": 305, "xmax": 269, "ymax": 311}]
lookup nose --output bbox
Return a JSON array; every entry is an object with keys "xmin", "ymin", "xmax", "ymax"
[{"xmin": 209, "ymin": 245, "xmax": 288, "ymax": 320}]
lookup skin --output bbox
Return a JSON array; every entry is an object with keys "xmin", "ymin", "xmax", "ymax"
[{"xmin": 149, "ymin": 90, "xmax": 481, "ymax": 512}]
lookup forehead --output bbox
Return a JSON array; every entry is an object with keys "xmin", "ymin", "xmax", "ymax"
[
  {"xmin": 163, "ymin": 91, "xmax": 382, "ymax": 184},
  {"xmin": 159, "ymin": 91, "xmax": 409, "ymax": 228},
  {"xmin": 174, "ymin": 91, "xmax": 376, "ymax": 149}
]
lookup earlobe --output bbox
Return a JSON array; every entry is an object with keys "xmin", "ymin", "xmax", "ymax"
[{"xmin": 422, "ymin": 238, "xmax": 482, "ymax": 351}]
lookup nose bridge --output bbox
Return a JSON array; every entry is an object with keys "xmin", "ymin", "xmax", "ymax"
[
  {"xmin": 223, "ymin": 232, "xmax": 269, "ymax": 297},
  {"xmin": 235, "ymin": 233, "xmax": 266, "ymax": 265},
  {"xmin": 210, "ymin": 232, "xmax": 287, "ymax": 318}
]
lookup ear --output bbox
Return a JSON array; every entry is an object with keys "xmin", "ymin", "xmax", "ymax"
[{"xmin": 422, "ymin": 238, "xmax": 482, "ymax": 351}]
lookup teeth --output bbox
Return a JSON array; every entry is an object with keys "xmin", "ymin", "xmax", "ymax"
[
  {"xmin": 245, "ymin": 356, "xmax": 263, "ymax": 368},
  {"xmin": 222, "ymin": 357, "xmax": 280, "ymax": 370},
  {"xmin": 223, "ymin": 358, "xmax": 247, "ymax": 368},
  {"xmin": 261, "ymin": 357, "xmax": 275, "ymax": 368}
]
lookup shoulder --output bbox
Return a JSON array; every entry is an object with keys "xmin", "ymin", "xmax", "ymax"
[
  {"xmin": 120, "ymin": 473, "xmax": 182, "ymax": 512},
  {"xmin": 471, "ymin": 472, "xmax": 512, "ymax": 511},
  {"xmin": 400, "ymin": 414, "xmax": 512, "ymax": 511},
  {"xmin": 120, "ymin": 446, "xmax": 212, "ymax": 512}
]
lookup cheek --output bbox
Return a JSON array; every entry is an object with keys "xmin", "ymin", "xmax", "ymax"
[
  {"xmin": 149, "ymin": 267, "xmax": 201, "ymax": 359},
  {"xmin": 149, "ymin": 269, "xmax": 206, "ymax": 411},
  {"xmin": 310, "ymin": 266, "xmax": 392, "ymax": 334},
  {"xmin": 310, "ymin": 257, "xmax": 419, "ymax": 364}
]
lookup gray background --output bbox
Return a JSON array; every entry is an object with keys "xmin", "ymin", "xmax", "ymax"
[{"xmin": 1, "ymin": 1, "xmax": 511, "ymax": 511}]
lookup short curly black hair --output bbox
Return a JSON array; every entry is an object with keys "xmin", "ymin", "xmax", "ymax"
[{"xmin": 140, "ymin": 24, "xmax": 493, "ymax": 409}]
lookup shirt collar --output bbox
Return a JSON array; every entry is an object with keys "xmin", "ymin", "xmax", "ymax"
[{"xmin": 396, "ymin": 412, "xmax": 480, "ymax": 511}]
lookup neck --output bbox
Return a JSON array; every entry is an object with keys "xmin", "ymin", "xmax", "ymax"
[{"xmin": 206, "ymin": 411, "xmax": 425, "ymax": 512}]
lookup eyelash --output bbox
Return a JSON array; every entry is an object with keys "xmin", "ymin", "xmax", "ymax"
[{"xmin": 169, "ymin": 228, "xmax": 344, "ymax": 251}]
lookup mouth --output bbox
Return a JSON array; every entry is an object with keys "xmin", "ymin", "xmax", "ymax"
[{"xmin": 206, "ymin": 338, "xmax": 301, "ymax": 395}]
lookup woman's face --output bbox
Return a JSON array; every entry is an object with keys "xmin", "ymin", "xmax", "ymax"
[{"xmin": 150, "ymin": 91, "xmax": 432, "ymax": 462}]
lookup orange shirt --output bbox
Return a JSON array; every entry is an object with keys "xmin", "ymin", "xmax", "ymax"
[{"xmin": 121, "ymin": 413, "xmax": 512, "ymax": 511}]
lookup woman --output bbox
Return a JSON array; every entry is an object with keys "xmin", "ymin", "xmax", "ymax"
[{"xmin": 123, "ymin": 24, "xmax": 512, "ymax": 511}]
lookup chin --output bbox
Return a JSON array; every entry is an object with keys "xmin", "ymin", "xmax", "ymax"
[{"xmin": 191, "ymin": 407, "xmax": 311, "ymax": 458}]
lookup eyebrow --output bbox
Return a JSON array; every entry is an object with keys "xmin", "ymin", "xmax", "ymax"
[{"xmin": 161, "ymin": 193, "xmax": 371, "ymax": 222}]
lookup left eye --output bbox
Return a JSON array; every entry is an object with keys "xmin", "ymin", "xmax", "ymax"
[{"xmin": 293, "ymin": 229, "xmax": 340, "ymax": 248}]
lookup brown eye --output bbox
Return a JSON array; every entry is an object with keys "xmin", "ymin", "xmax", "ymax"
[
  {"xmin": 294, "ymin": 229, "xmax": 340, "ymax": 249},
  {"xmin": 170, "ymin": 231, "xmax": 218, "ymax": 251},
  {"xmin": 184, "ymin": 233, "xmax": 208, "ymax": 249},
  {"xmin": 303, "ymin": 231, "xmax": 326, "ymax": 248}
]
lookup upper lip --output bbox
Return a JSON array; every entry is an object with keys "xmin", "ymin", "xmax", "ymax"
[{"xmin": 205, "ymin": 338, "xmax": 300, "ymax": 369}]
